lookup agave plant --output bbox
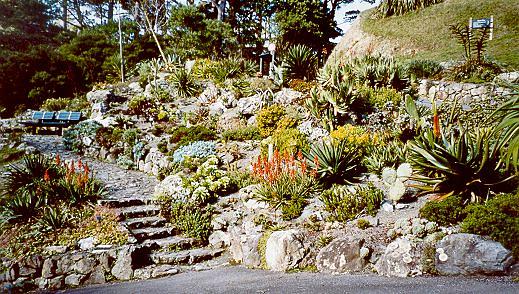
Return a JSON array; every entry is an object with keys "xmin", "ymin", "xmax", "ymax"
[
  {"xmin": 303, "ymin": 140, "xmax": 360, "ymax": 185},
  {"xmin": 493, "ymin": 95, "xmax": 519, "ymax": 171},
  {"xmin": 169, "ymin": 67, "xmax": 200, "ymax": 98},
  {"xmin": 408, "ymin": 126, "xmax": 516, "ymax": 203},
  {"xmin": 282, "ymin": 45, "xmax": 318, "ymax": 81},
  {"xmin": 0, "ymin": 189, "xmax": 44, "ymax": 223}
]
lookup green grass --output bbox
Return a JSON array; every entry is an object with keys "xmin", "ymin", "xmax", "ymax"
[{"xmin": 362, "ymin": 0, "xmax": 519, "ymax": 69}]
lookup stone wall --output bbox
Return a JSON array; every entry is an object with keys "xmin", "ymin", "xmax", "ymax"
[
  {"xmin": 418, "ymin": 80, "xmax": 515, "ymax": 105},
  {"xmin": 1, "ymin": 245, "xmax": 141, "ymax": 291}
]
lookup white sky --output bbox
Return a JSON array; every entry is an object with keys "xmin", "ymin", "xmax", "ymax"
[{"xmin": 334, "ymin": 0, "xmax": 380, "ymax": 41}]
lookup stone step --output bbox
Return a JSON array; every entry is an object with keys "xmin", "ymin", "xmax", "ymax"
[
  {"xmin": 133, "ymin": 264, "xmax": 180, "ymax": 280},
  {"xmin": 150, "ymin": 248, "xmax": 224, "ymax": 265},
  {"xmin": 119, "ymin": 205, "xmax": 161, "ymax": 219},
  {"xmin": 142, "ymin": 236, "xmax": 201, "ymax": 251},
  {"xmin": 132, "ymin": 227, "xmax": 175, "ymax": 241},
  {"xmin": 123, "ymin": 216, "xmax": 167, "ymax": 230},
  {"xmin": 98, "ymin": 197, "xmax": 150, "ymax": 208}
]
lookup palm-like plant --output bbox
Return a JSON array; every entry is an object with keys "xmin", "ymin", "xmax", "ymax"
[
  {"xmin": 304, "ymin": 140, "xmax": 360, "ymax": 185},
  {"xmin": 408, "ymin": 126, "xmax": 516, "ymax": 203},
  {"xmin": 170, "ymin": 67, "xmax": 199, "ymax": 98},
  {"xmin": 283, "ymin": 45, "xmax": 318, "ymax": 81}
]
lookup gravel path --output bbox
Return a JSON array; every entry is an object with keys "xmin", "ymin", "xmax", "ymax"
[
  {"xmin": 23, "ymin": 135, "xmax": 158, "ymax": 201},
  {"xmin": 62, "ymin": 266, "xmax": 518, "ymax": 294}
]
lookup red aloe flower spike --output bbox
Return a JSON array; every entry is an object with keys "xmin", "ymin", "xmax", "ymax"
[
  {"xmin": 55, "ymin": 154, "xmax": 61, "ymax": 165},
  {"xmin": 43, "ymin": 169, "xmax": 51, "ymax": 182}
]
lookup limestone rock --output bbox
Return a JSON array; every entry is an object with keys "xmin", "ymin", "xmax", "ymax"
[
  {"xmin": 435, "ymin": 233, "xmax": 514, "ymax": 275},
  {"xmin": 316, "ymin": 238, "xmax": 368, "ymax": 273},
  {"xmin": 237, "ymin": 94, "xmax": 262, "ymax": 116},
  {"xmin": 216, "ymin": 108, "xmax": 246, "ymax": 132},
  {"xmin": 78, "ymin": 237, "xmax": 98, "ymax": 251},
  {"xmin": 375, "ymin": 237, "xmax": 423, "ymax": 277},
  {"xmin": 209, "ymin": 230, "xmax": 231, "ymax": 249},
  {"xmin": 41, "ymin": 259, "xmax": 56, "ymax": 279},
  {"xmin": 84, "ymin": 265, "xmax": 106, "ymax": 285},
  {"xmin": 111, "ymin": 246, "xmax": 135, "ymax": 281},
  {"xmin": 273, "ymin": 88, "xmax": 303, "ymax": 105},
  {"xmin": 64, "ymin": 274, "xmax": 85, "ymax": 286},
  {"xmin": 73, "ymin": 256, "xmax": 96, "ymax": 275},
  {"xmin": 265, "ymin": 230, "xmax": 306, "ymax": 271},
  {"xmin": 242, "ymin": 234, "xmax": 263, "ymax": 268}
]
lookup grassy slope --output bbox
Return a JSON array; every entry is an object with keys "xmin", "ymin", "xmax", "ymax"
[{"xmin": 361, "ymin": 0, "xmax": 519, "ymax": 69}]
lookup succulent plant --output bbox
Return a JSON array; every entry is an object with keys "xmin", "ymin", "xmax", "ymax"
[
  {"xmin": 382, "ymin": 163, "xmax": 413, "ymax": 203},
  {"xmin": 172, "ymin": 141, "xmax": 216, "ymax": 163}
]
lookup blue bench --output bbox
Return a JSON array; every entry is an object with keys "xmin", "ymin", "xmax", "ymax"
[{"xmin": 20, "ymin": 111, "xmax": 83, "ymax": 135}]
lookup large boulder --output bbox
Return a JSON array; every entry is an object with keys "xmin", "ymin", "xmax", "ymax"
[
  {"xmin": 435, "ymin": 233, "xmax": 514, "ymax": 275},
  {"xmin": 86, "ymin": 90, "xmax": 122, "ymax": 119},
  {"xmin": 316, "ymin": 238, "xmax": 369, "ymax": 274},
  {"xmin": 216, "ymin": 108, "xmax": 246, "ymax": 132},
  {"xmin": 265, "ymin": 230, "xmax": 306, "ymax": 271},
  {"xmin": 229, "ymin": 232, "xmax": 263, "ymax": 268},
  {"xmin": 154, "ymin": 173, "xmax": 191, "ymax": 202},
  {"xmin": 374, "ymin": 237, "xmax": 423, "ymax": 277}
]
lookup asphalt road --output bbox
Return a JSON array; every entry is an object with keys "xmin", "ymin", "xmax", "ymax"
[{"xmin": 63, "ymin": 266, "xmax": 518, "ymax": 294}]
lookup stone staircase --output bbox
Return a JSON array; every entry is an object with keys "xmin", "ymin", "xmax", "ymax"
[{"xmin": 98, "ymin": 197, "xmax": 225, "ymax": 278}]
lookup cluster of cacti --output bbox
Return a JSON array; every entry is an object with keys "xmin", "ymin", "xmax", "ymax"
[{"xmin": 381, "ymin": 163, "xmax": 413, "ymax": 202}]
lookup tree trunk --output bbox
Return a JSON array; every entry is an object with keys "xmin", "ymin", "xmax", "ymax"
[
  {"xmin": 63, "ymin": 0, "xmax": 68, "ymax": 29},
  {"xmin": 108, "ymin": 0, "xmax": 114, "ymax": 22}
]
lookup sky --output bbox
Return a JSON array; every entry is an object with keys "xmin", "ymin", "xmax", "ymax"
[{"xmin": 334, "ymin": 0, "xmax": 380, "ymax": 41}]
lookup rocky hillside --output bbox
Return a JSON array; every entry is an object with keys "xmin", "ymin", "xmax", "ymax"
[{"xmin": 330, "ymin": 0, "xmax": 519, "ymax": 68}]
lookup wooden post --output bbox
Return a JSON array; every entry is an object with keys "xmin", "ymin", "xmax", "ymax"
[{"xmin": 490, "ymin": 15, "xmax": 494, "ymax": 40}]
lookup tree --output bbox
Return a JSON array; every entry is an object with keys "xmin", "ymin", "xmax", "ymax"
[
  {"xmin": 167, "ymin": 4, "xmax": 237, "ymax": 59},
  {"xmin": 273, "ymin": 0, "xmax": 341, "ymax": 53}
]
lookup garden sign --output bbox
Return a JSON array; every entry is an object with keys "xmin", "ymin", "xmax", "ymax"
[{"xmin": 469, "ymin": 16, "xmax": 494, "ymax": 40}]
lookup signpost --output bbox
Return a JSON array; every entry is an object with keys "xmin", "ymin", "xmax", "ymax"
[{"xmin": 469, "ymin": 16, "xmax": 494, "ymax": 40}]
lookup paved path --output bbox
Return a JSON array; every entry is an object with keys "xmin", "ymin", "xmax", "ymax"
[
  {"xmin": 62, "ymin": 266, "xmax": 517, "ymax": 294},
  {"xmin": 23, "ymin": 135, "xmax": 158, "ymax": 201}
]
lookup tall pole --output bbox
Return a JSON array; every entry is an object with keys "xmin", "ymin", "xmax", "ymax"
[{"xmin": 118, "ymin": 4, "xmax": 125, "ymax": 83}]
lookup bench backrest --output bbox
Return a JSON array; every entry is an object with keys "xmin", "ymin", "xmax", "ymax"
[
  {"xmin": 32, "ymin": 111, "xmax": 55, "ymax": 120},
  {"xmin": 55, "ymin": 111, "xmax": 82, "ymax": 121}
]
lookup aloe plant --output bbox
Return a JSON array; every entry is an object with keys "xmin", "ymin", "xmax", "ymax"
[
  {"xmin": 493, "ymin": 95, "xmax": 519, "ymax": 171},
  {"xmin": 304, "ymin": 140, "xmax": 360, "ymax": 185},
  {"xmin": 408, "ymin": 126, "xmax": 516, "ymax": 203}
]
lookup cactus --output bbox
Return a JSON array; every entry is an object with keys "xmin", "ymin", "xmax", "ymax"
[{"xmin": 382, "ymin": 163, "xmax": 413, "ymax": 203}]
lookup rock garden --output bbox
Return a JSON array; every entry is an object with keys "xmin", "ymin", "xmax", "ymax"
[{"xmin": 0, "ymin": 0, "xmax": 518, "ymax": 292}]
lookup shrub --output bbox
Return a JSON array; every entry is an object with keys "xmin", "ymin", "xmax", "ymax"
[
  {"xmin": 461, "ymin": 193, "xmax": 519, "ymax": 258},
  {"xmin": 357, "ymin": 86, "xmax": 404, "ymax": 110},
  {"xmin": 405, "ymin": 60, "xmax": 443, "ymax": 80},
  {"xmin": 408, "ymin": 126, "xmax": 516, "ymax": 203},
  {"xmin": 221, "ymin": 126, "xmax": 261, "ymax": 142},
  {"xmin": 265, "ymin": 128, "xmax": 309, "ymax": 156},
  {"xmin": 172, "ymin": 141, "xmax": 216, "ymax": 163},
  {"xmin": 288, "ymin": 79, "xmax": 318, "ymax": 94},
  {"xmin": 282, "ymin": 45, "xmax": 318, "ymax": 81},
  {"xmin": 303, "ymin": 139, "xmax": 361, "ymax": 186},
  {"xmin": 63, "ymin": 121, "xmax": 102, "ymax": 152},
  {"xmin": 249, "ymin": 78, "xmax": 276, "ymax": 92},
  {"xmin": 169, "ymin": 67, "xmax": 200, "ymax": 98},
  {"xmin": 257, "ymin": 104, "xmax": 286, "ymax": 137},
  {"xmin": 41, "ymin": 98, "xmax": 70, "ymax": 111},
  {"xmin": 419, "ymin": 195, "xmax": 467, "ymax": 226},
  {"xmin": 169, "ymin": 202, "xmax": 214, "ymax": 241},
  {"xmin": 320, "ymin": 183, "xmax": 384, "ymax": 222},
  {"xmin": 329, "ymin": 124, "xmax": 380, "ymax": 156},
  {"xmin": 169, "ymin": 125, "xmax": 216, "ymax": 147},
  {"xmin": 377, "ymin": 0, "xmax": 444, "ymax": 18},
  {"xmin": 253, "ymin": 151, "xmax": 320, "ymax": 220},
  {"xmin": 357, "ymin": 218, "xmax": 371, "ymax": 230}
]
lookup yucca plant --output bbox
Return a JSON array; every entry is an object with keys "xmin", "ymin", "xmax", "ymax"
[
  {"xmin": 282, "ymin": 45, "xmax": 318, "ymax": 81},
  {"xmin": 408, "ymin": 126, "xmax": 516, "ymax": 203},
  {"xmin": 0, "ymin": 189, "xmax": 44, "ymax": 223},
  {"xmin": 169, "ymin": 67, "xmax": 200, "ymax": 98},
  {"xmin": 304, "ymin": 140, "xmax": 361, "ymax": 186}
]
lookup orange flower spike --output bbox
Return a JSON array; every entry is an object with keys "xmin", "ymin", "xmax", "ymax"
[
  {"xmin": 78, "ymin": 159, "xmax": 83, "ymax": 169},
  {"xmin": 301, "ymin": 159, "xmax": 307, "ymax": 175},
  {"xmin": 55, "ymin": 154, "xmax": 61, "ymax": 165},
  {"xmin": 297, "ymin": 150, "xmax": 303, "ymax": 161},
  {"xmin": 43, "ymin": 169, "xmax": 51, "ymax": 182}
]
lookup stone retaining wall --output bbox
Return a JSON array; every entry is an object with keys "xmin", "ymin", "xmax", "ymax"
[
  {"xmin": 1, "ymin": 245, "xmax": 141, "ymax": 291},
  {"xmin": 418, "ymin": 80, "xmax": 515, "ymax": 105}
]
